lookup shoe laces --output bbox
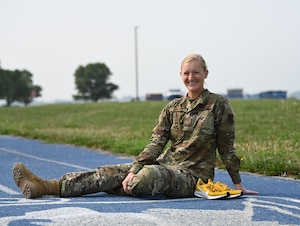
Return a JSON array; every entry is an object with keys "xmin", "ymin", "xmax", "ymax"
[
  {"xmin": 204, "ymin": 181, "xmax": 225, "ymax": 192},
  {"xmin": 214, "ymin": 181, "xmax": 230, "ymax": 191}
]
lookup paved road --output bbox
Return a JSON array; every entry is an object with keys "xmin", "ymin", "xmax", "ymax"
[{"xmin": 0, "ymin": 135, "xmax": 299, "ymax": 225}]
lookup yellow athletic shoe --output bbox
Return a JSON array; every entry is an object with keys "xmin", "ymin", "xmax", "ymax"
[
  {"xmin": 214, "ymin": 181, "xmax": 243, "ymax": 199},
  {"xmin": 194, "ymin": 179, "xmax": 229, "ymax": 200}
]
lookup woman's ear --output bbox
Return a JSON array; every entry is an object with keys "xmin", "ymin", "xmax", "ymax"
[{"xmin": 204, "ymin": 70, "xmax": 209, "ymax": 78}]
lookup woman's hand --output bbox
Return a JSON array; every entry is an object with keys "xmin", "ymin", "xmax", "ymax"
[
  {"xmin": 234, "ymin": 183, "xmax": 259, "ymax": 195},
  {"xmin": 122, "ymin": 172, "xmax": 136, "ymax": 195}
]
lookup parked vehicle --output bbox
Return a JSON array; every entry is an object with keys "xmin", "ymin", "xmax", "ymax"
[{"xmin": 166, "ymin": 89, "xmax": 183, "ymax": 100}]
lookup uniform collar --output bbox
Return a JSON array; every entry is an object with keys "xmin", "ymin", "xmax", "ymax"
[{"xmin": 180, "ymin": 89, "xmax": 209, "ymax": 105}]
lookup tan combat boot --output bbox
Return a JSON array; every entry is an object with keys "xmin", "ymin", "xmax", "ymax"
[{"xmin": 12, "ymin": 162, "xmax": 60, "ymax": 199}]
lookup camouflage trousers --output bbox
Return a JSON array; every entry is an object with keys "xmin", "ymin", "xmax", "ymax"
[{"xmin": 60, "ymin": 163, "xmax": 197, "ymax": 198}]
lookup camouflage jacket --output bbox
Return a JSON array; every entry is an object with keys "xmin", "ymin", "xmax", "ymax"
[{"xmin": 129, "ymin": 89, "xmax": 241, "ymax": 184}]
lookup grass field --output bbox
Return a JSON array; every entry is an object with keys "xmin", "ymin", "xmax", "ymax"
[{"xmin": 1, "ymin": 99, "xmax": 299, "ymax": 179}]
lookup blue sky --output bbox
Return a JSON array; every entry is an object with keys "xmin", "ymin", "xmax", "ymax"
[{"xmin": 1, "ymin": 0, "xmax": 299, "ymax": 101}]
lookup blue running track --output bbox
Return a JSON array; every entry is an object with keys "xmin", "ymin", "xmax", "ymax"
[{"xmin": 0, "ymin": 135, "xmax": 299, "ymax": 225}]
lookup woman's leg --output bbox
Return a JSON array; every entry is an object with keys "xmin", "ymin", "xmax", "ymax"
[
  {"xmin": 60, "ymin": 163, "xmax": 132, "ymax": 197},
  {"xmin": 127, "ymin": 165, "xmax": 197, "ymax": 197}
]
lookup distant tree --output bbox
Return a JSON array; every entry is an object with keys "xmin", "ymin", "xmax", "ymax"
[
  {"xmin": 0, "ymin": 69, "xmax": 42, "ymax": 106},
  {"xmin": 0, "ymin": 69, "xmax": 12, "ymax": 105},
  {"xmin": 73, "ymin": 63, "xmax": 118, "ymax": 101}
]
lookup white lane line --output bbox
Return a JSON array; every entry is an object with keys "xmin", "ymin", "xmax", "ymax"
[
  {"xmin": 0, "ymin": 147, "xmax": 93, "ymax": 171},
  {"xmin": 0, "ymin": 197, "xmax": 198, "ymax": 206},
  {"xmin": 0, "ymin": 185, "xmax": 20, "ymax": 195}
]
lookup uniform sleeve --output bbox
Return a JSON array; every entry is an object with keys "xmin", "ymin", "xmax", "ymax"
[
  {"xmin": 215, "ymin": 97, "xmax": 242, "ymax": 184},
  {"xmin": 129, "ymin": 105, "xmax": 171, "ymax": 174}
]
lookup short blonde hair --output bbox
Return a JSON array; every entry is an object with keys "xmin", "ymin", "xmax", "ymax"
[{"xmin": 181, "ymin": 54, "xmax": 208, "ymax": 71}]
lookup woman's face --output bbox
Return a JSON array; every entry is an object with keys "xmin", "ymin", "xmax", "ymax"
[{"xmin": 180, "ymin": 60, "xmax": 208, "ymax": 99}]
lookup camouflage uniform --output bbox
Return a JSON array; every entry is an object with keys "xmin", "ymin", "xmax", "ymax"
[{"xmin": 60, "ymin": 89, "xmax": 241, "ymax": 198}]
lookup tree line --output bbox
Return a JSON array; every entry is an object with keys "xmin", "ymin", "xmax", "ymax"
[
  {"xmin": 0, "ymin": 62, "xmax": 118, "ymax": 107},
  {"xmin": 0, "ymin": 69, "xmax": 42, "ymax": 106}
]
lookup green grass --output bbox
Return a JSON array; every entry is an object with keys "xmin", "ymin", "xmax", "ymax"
[
  {"xmin": 1, "ymin": 99, "xmax": 299, "ymax": 179},
  {"xmin": 230, "ymin": 99, "xmax": 300, "ymax": 178}
]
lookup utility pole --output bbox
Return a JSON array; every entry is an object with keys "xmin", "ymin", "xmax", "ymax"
[{"xmin": 134, "ymin": 26, "xmax": 139, "ymax": 101}]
